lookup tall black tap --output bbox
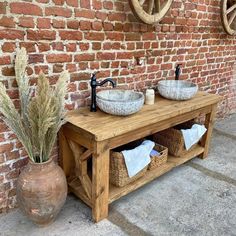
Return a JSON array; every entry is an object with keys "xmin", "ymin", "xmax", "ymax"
[
  {"xmin": 175, "ymin": 64, "xmax": 182, "ymax": 80},
  {"xmin": 90, "ymin": 73, "xmax": 116, "ymax": 112}
]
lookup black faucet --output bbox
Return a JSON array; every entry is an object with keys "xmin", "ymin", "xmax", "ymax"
[
  {"xmin": 175, "ymin": 64, "xmax": 182, "ymax": 80},
  {"xmin": 90, "ymin": 73, "xmax": 116, "ymax": 112}
]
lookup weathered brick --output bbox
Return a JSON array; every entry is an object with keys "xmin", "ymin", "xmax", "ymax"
[
  {"xmin": 2, "ymin": 43, "xmax": 15, "ymax": 53},
  {"xmin": 46, "ymin": 54, "xmax": 72, "ymax": 63},
  {"xmin": 59, "ymin": 30, "xmax": 82, "ymax": 40},
  {"xmin": 45, "ymin": 7, "xmax": 72, "ymax": 18},
  {"xmin": 74, "ymin": 54, "xmax": 95, "ymax": 62},
  {"xmin": 52, "ymin": 0, "xmax": 65, "ymax": 5},
  {"xmin": 0, "ymin": 2, "xmax": 6, "ymax": 14},
  {"xmin": 0, "ymin": 17, "xmax": 15, "ymax": 28},
  {"xmin": 37, "ymin": 18, "xmax": 51, "ymax": 29},
  {"xmin": 0, "ymin": 56, "xmax": 11, "ymax": 65},
  {"xmin": 66, "ymin": 0, "xmax": 78, "ymax": 7},
  {"xmin": 0, "ymin": 30, "xmax": 24, "ymax": 40},
  {"xmin": 85, "ymin": 32, "xmax": 104, "ymax": 41},
  {"xmin": 10, "ymin": 2, "xmax": 43, "ymax": 16},
  {"xmin": 67, "ymin": 20, "xmax": 80, "ymax": 29},
  {"xmin": 18, "ymin": 17, "xmax": 35, "ymax": 28},
  {"xmin": 27, "ymin": 30, "xmax": 56, "ymax": 40},
  {"xmin": 97, "ymin": 52, "xmax": 115, "ymax": 60},
  {"xmin": 80, "ymin": 0, "xmax": 90, "ymax": 8},
  {"xmin": 52, "ymin": 19, "xmax": 65, "ymax": 28},
  {"xmin": 75, "ymin": 9, "xmax": 95, "ymax": 19}
]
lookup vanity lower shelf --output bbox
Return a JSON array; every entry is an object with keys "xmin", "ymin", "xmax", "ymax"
[{"xmin": 109, "ymin": 144, "xmax": 204, "ymax": 203}]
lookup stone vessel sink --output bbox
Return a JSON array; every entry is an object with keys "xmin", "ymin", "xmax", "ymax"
[
  {"xmin": 96, "ymin": 90, "xmax": 144, "ymax": 116},
  {"xmin": 157, "ymin": 80, "xmax": 198, "ymax": 101}
]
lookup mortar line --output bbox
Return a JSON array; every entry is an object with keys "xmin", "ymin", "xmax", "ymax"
[
  {"xmin": 108, "ymin": 208, "xmax": 154, "ymax": 236},
  {"xmin": 186, "ymin": 162, "xmax": 236, "ymax": 187},
  {"xmin": 213, "ymin": 128, "xmax": 236, "ymax": 140}
]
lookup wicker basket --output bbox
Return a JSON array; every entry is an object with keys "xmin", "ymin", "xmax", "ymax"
[
  {"xmin": 148, "ymin": 144, "xmax": 168, "ymax": 170},
  {"xmin": 153, "ymin": 120, "xmax": 199, "ymax": 157},
  {"xmin": 110, "ymin": 151, "xmax": 148, "ymax": 187}
]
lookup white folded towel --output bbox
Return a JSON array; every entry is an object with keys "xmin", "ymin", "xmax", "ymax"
[
  {"xmin": 181, "ymin": 124, "xmax": 207, "ymax": 150},
  {"xmin": 122, "ymin": 140, "xmax": 155, "ymax": 178}
]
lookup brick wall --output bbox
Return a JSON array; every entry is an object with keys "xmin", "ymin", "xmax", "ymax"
[{"xmin": 0, "ymin": 0, "xmax": 236, "ymax": 213}]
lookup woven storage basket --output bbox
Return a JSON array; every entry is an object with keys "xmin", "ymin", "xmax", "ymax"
[
  {"xmin": 153, "ymin": 120, "xmax": 199, "ymax": 157},
  {"xmin": 148, "ymin": 144, "xmax": 168, "ymax": 170},
  {"xmin": 110, "ymin": 151, "xmax": 148, "ymax": 187}
]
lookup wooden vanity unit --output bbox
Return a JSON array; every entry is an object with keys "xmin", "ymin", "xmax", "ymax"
[{"xmin": 59, "ymin": 91, "xmax": 221, "ymax": 222}]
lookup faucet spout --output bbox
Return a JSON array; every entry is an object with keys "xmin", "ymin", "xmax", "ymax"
[
  {"xmin": 90, "ymin": 74, "xmax": 116, "ymax": 112},
  {"xmin": 97, "ymin": 78, "xmax": 116, "ymax": 88}
]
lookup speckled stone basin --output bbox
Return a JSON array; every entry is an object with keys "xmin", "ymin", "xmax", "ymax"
[
  {"xmin": 96, "ymin": 90, "xmax": 144, "ymax": 116},
  {"xmin": 158, "ymin": 80, "xmax": 198, "ymax": 100}
]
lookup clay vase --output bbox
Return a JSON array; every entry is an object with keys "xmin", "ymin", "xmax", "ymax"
[{"xmin": 16, "ymin": 158, "xmax": 68, "ymax": 226}]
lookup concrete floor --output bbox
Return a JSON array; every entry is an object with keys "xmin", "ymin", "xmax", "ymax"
[{"xmin": 0, "ymin": 115, "xmax": 235, "ymax": 236}]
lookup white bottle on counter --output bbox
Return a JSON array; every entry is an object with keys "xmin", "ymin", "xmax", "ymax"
[{"xmin": 145, "ymin": 89, "xmax": 155, "ymax": 105}]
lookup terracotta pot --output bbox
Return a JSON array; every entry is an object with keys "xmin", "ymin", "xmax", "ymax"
[{"xmin": 16, "ymin": 158, "xmax": 67, "ymax": 226}]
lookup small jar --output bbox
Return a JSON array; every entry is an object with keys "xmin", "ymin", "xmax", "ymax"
[{"xmin": 145, "ymin": 89, "xmax": 155, "ymax": 105}]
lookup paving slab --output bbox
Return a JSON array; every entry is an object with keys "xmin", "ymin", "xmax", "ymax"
[
  {"xmin": 215, "ymin": 114, "xmax": 236, "ymax": 137},
  {"xmin": 0, "ymin": 196, "xmax": 126, "ymax": 236},
  {"xmin": 0, "ymin": 114, "xmax": 235, "ymax": 236}
]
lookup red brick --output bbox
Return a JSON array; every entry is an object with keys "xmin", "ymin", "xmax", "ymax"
[
  {"xmin": 47, "ymin": 54, "xmax": 72, "ymax": 63},
  {"xmin": 67, "ymin": 20, "xmax": 80, "ymax": 29},
  {"xmin": 38, "ymin": 43, "xmax": 50, "ymax": 52},
  {"xmin": 52, "ymin": 19, "xmax": 65, "ymax": 28},
  {"xmin": 80, "ymin": 0, "xmax": 90, "ymax": 8},
  {"xmin": 53, "ymin": 64, "xmax": 63, "ymax": 73},
  {"xmin": 19, "ymin": 42, "xmax": 36, "ymax": 53},
  {"xmin": 92, "ymin": 42, "xmax": 101, "ymax": 50},
  {"xmin": 0, "ymin": 30, "xmax": 24, "ymax": 40},
  {"xmin": 96, "ymin": 11, "xmax": 107, "ymax": 20},
  {"xmin": 10, "ymin": 2, "xmax": 42, "ymax": 16},
  {"xmin": 0, "ymin": 17, "xmax": 15, "ymax": 28},
  {"xmin": 37, "ymin": 18, "xmax": 51, "ymax": 29},
  {"xmin": 34, "ymin": 65, "xmax": 49, "ymax": 74},
  {"xmin": 92, "ymin": 21, "xmax": 103, "ymax": 31},
  {"xmin": 66, "ymin": 64, "xmax": 77, "ymax": 73},
  {"xmin": 80, "ymin": 21, "xmax": 92, "ymax": 30},
  {"xmin": 103, "ymin": 22, "xmax": 113, "ymax": 31},
  {"xmin": 93, "ymin": 0, "xmax": 102, "ymax": 10},
  {"xmin": 52, "ymin": 0, "xmax": 65, "ymax": 5},
  {"xmin": 66, "ymin": 0, "xmax": 78, "ymax": 7},
  {"xmin": 2, "ymin": 67, "xmax": 15, "ymax": 76},
  {"xmin": 29, "ymin": 54, "xmax": 44, "ymax": 64},
  {"xmin": 103, "ymin": 1, "xmax": 113, "ymax": 10},
  {"xmin": 0, "ymin": 2, "xmax": 6, "ymax": 14},
  {"xmin": 0, "ymin": 56, "xmax": 11, "ymax": 65},
  {"xmin": 52, "ymin": 42, "xmax": 64, "ymax": 51},
  {"xmin": 97, "ymin": 52, "xmax": 115, "ymax": 60},
  {"xmin": 27, "ymin": 30, "xmax": 56, "ymax": 40},
  {"xmin": 66, "ymin": 43, "xmax": 77, "ymax": 52},
  {"xmin": 45, "ymin": 7, "xmax": 72, "ymax": 17},
  {"xmin": 74, "ymin": 54, "xmax": 95, "ymax": 62},
  {"xmin": 75, "ymin": 9, "xmax": 95, "ymax": 19},
  {"xmin": 79, "ymin": 43, "xmax": 89, "ymax": 51},
  {"xmin": 18, "ymin": 17, "xmax": 34, "ymax": 28},
  {"xmin": 59, "ymin": 30, "xmax": 82, "ymax": 40},
  {"xmin": 2, "ymin": 43, "xmax": 15, "ymax": 53},
  {"xmin": 12, "ymin": 158, "xmax": 28, "ymax": 169},
  {"xmin": 108, "ymin": 13, "xmax": 126, "ymax": 21},
  {"xmin": 85, "ymin": 32, "xmax": 104, "ymax": 41}
]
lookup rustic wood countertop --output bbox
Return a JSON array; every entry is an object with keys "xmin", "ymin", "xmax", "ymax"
[{"xmin": 65, "ymin": 91, "xmax": 222, "ymax": 141}]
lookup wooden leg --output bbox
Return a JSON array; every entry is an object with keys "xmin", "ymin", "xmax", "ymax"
[
  {"xmin": 199, "ymin": 104, "xmax": 217, "ymax": 159},
  {"xmin": 58, "ymin": 129, "xmax": 75, "ymax": 177},
  {"xmin": 92, "ymin": 141, "xmax": 110, "ymax": 222}
]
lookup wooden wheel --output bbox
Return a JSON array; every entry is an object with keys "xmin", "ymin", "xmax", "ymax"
[
  {"xmin": 129, "ymin": 0, "xmax": 173, "ymax": 24},
  {"xmin": 221, "ymin": 0, "xmax": 236, "ymax": 35}
]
